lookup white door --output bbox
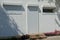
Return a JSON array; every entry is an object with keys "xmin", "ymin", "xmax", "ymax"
[
  {"xmin": 39, "ymin": 7, "xmax": 56, "ymax": 33},
  {"xmin": 27, "ymin": 6, "xmax": 39, "ymax": 34}
]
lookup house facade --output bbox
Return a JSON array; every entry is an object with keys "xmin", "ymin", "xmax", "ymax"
[{"xmin": 0, "ymin": 0, "xmax": 60, "ymax": 37}]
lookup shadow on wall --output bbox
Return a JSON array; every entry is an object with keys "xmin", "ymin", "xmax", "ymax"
[
  {"xmin": 55, "ymin": 0, "xmax": 60, "ymax": 12},
  {"xmin": 0, "ymin": 6, "xmax": 24, "ymax": 37},
  {"xmin": 55, "ymin": 14, "xmax": 60, "ymax": 27},
  {"xmin": 55, "ymin": 18, "xmax": 60, "ymax": 27},
  {"xmin": 55, "ymin": 0, "xmax": 60, "ymax": 27}
]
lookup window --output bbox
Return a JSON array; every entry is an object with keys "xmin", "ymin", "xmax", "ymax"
[
  {"xmin": 48, "ymin": 0, "xmax": 54, "ymax": 2},
  {"xmin": 3, "ymin": 4, "xmax": 25, "ymax": 11},
  {"xmin": 41, "ymin": 0, "xmax": 54, "ymax": 2},
  {"xmin": 28, "ymin": 6, "xmax": 39, "ymax": 11},
  {"xmin": 43, "ymin": 7, "xmax": 55, "ymax": 13},
  {"xmin": 43, "ymin": 8, "xmax": 54, "ymax": 13},
  {"xmin": 38, "ymin": 0, "xmax": 40, "ymax": 2}
]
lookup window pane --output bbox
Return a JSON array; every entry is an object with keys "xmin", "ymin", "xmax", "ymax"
[
  {"xmin": 48, "ymin": 0, "xmax": 54, "ymax": 2},
  {"xmin": 43, "ymin": 8, "xmax": 54, "ymax": 13},
  {"xmin": 43, "ymin": 6, "xmax": 56, "ymax": 13},
  {"xmin": 40, "ymin": 0, "xmax": 54, "ymax": 2},
  {"xmin": 28, "ymin": 6, "xmax": 39, "ymax": 11},
  {"xmin": 3, "ymin": 4, "xmax": 25, "ymax": 11}
]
